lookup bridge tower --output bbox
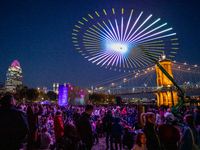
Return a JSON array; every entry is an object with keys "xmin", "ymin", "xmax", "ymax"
[{"xmin": 155, "ymin": 56, "xmax": 178, "ymax": 108}]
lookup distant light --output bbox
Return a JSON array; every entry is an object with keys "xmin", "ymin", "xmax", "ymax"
[
  {"xmin": 184, "ymin": 63, "xmax": 187, "ymax": 65},
  {"xmin": 195, "ymin": 65, "xmax": 197, "ymax": 67},
  {"xmin": 110, "ymin": 43, "xmax": 127, "ymax": 53},
  {"xmin": 188, "ymin": 68, "xmax": 190, "ymax": 70},
  {"xmin": 178, "ymin": 66, "xmax": 180, "ymax": 68},
  {"xmin": 174, "ymin": 61, "xmax": 176, "ymax": 63},
  {"xmin": 37, "ymin": 87, "xmax": 40, "ymax": 90},
  {"xmin": 167, "ymin": 85, "xmax": 171, "ymax": 87},
  {"xmin": 162, "ymin": 55, "xmax": 166, "ymax": 60}
]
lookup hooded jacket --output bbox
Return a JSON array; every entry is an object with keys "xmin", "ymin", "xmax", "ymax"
[{"xmin": 54, "ymin": 115, "xmax": 64, "ymax": 140}]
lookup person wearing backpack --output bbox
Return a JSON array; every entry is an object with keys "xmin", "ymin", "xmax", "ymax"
[{"xmin": 179, "ymin": 114, "xmax": 200, "ymax": 150}]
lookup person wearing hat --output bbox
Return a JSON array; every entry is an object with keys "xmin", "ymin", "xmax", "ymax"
[
  {"xmin": 115, "ymin": 106, "xmax": 122, "ymax": 118},
  {"xmin": 164, "ymin": 109, "xmax": 174, "ymax": 125},
  {"xmin": 0, "ymin": 94, "xmax": 29, "ymax": 150}
]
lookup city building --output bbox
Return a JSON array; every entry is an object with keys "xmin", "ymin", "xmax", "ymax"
[{"xmin": 5, "ymin": 60, "xmax": 23, "ymax": 91}]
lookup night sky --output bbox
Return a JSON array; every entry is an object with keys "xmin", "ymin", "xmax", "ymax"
[{"xmin": 0, "ymin": 0, "xmax": 200, "ymax": 89}]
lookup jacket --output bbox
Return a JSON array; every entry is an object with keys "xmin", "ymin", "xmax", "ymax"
[
  {"xmin": 103, "ymin": 113, "xmax": 114, "ymax": 132},
  {"xmin": 0, "ymin": 105, "xmax": 29, "ymax": 150},
  {"xmin": 142, "ymin": 121, "xmax": 161, "ymax": 150},
  {"xmin": 180, "ymin": 125, "xmax": 200, "ymax": 150},
  {"xmin": 54, "ymin": 115, "xmax": 64, "ymax": 139},
  {"xmin": 76, "ymin": 112, "xmax": 93, "ymax": 150}
]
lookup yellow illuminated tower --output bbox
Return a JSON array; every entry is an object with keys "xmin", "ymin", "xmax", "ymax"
[{"xmin": 155, "ymin": 56, "xmax": 178, "ymax": 108}]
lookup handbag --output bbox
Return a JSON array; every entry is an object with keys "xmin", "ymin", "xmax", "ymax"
[{"xmin": 188, "ymin": 128, "xmax": 200, "ymax": 150}]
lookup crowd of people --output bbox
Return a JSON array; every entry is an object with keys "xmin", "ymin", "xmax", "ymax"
[{"xmin": 0, "ymin": 94, "xmax": 200, "ymax": 150}]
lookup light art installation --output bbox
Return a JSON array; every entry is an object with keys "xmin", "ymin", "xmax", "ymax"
[{"xmin": 72, "ymin": 8, "xmax": 179, "ymax": 72}]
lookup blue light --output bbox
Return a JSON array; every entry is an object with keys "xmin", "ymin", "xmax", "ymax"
[{"xmin": 58, "ymin": 85, "xmax": 68, "ymax": 106}]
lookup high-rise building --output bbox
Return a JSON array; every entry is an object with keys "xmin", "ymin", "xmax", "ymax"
[{"xmin": 5, "ymin": 60, "xmax": 23, "ymax": 90}]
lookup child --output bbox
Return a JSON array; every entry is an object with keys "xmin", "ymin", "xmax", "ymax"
[{"xmin": 132, "ymin": 132, "xmax": 147, "ymax": 150}]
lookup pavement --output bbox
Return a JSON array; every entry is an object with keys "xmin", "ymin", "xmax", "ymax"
[{"xmin": 92, "ymin": 137, "xmax": 129, "ymax": 150}]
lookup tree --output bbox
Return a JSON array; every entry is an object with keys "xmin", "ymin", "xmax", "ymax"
[
  {"xmin": 47, "ymin": 91, "xmax": 57, "ymax": 100},
  {"xmin": 14, "ymin": 85, "xmax": 28, "ymax": 102},
  {"xmin": 26, "ymin": 88, "xmax": 39, "ymax": 101},
  {"xmin": 89, "ymin": 93, "xmax": 108, "ymax": 103}
]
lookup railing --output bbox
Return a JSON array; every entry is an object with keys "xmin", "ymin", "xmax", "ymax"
[{"xmin": 93, "ymin": 83, "xmax": 200, "ymax": 94}]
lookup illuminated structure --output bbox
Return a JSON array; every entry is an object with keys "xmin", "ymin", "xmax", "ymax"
[
  {"xmin": 5, "ymin": 60, "xmax": 23, "ymax": 90},
  {"xmin": 72, "ymin": 8, "xmax": 179, "ymax": 73},
  {"xmin": 155, "ymin": 57, "xmax": 178, "ymax": 108},
  {"xmin": 58, "ymin": 84, "xmax": 89, "ymax": 106}
]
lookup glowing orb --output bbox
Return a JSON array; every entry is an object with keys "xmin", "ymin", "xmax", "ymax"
[{"xmin": 110, "ymin": 43, "xmax": 127, "ymax": 53}]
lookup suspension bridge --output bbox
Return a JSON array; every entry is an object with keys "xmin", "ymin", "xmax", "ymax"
[{"xmin": 86, "ymin": 61, "xmax": 200, "ymax": 95}]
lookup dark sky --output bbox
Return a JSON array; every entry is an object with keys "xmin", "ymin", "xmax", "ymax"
[{"xmin": 0, "ymin": 0, "xmax": 200, "ymax": 89}]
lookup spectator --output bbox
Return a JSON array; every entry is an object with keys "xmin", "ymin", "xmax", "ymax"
[
  {"xmin": 96, "ymin": 119, "xmax": 103, "ymax": 137},
  {"xmin": 112, "ymin": 117, "xmax": 123, "ymax": 150},
  {"xmin": 132, "ymin": 131, "xmax": 147, "ymax": 150},
  {"xmin": 0, "ymin": 94, "xmax": 29, "ymax": 150},
  {"xmin": 179, "ymin": 114, "xmax": 200, "ymax": 150},
  {"xmin": 58, "ymin": 123, "xmax": 81, "ymax": 150},
  {"xmin": 54, "ymin": 110, "xmax": 64, "ymax": 139},
  {"xmin": 91, "ymin": 120, "xmax": 99, "ymax": 144},
  {"xmin": 158, "ymin": 123, "xmax": 180, "ymax": 150},
  {"xmin": 164, "ymin": 109, "xmax": 174, "ymax": 125},
  {"xmin": 76, "ymin": 104, "xmax": 94, "ymax": 150},
  {"xmin": 115, "ymin": 106, "xmax": 122, "ymax": 118},
  {"xmin": 73, "ymin": 108, "xmax": 80, "ymax": 125},
  {"xmin": 155, "ymin": 110, "xmax": 162, "ymax": 125},
  {"xmin": 103, "ymin": 110, "xmax": 115, "ymax": 150},
  {"xmin": 183, "ymin": 107, "xmax": 191, "ymax": 116},
  {"xmin": 141, "ymin": 112, "xmax": 161, "ymax": 150},
  {"xmin": 123, "ymin": 127, "xmax": 135, "ymax": 149},
  {"xmin": 27, "ymin": 105, "xmax": 43, "ymax": 150},
  {"xmin": 40, "ymin": 127, "xmax": 52, "ymax": 149},
  {"xmin": 194, "ymin": 108, "xmax": 200, "ymax": 127},
  {"xmin": 51, "ymin": 110, "xmax": 64, "ymax": 150}
]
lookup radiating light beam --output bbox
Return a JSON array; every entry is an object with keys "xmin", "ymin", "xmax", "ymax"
[
  {"xmin": 108, "ymin": 20, "xmax": 119, "ymax": 40},
  {"xmin": 133, "ymin": 28, "xmax": 173, "ymax": 43},
  {"xmin": 131, "ymin": 18, "xmax": 160, "ymax": 40},
  {"xmin": 123, "ymin": 9, "xmax": 133, "ymax": 41},
  {"xmin": 135, "ymin": 33, "xmax": 176, "ymax": 45},
  {"xmin": 129, "ymin": 23, "xmax": 168, "ymax": 43},
  {"xmin": 127, "ymin": 14, "xmax": 153, "ymax": 42},
  {"xmin": 121, "ymin": 17, "xmax": 123, "ymax": 41},
  {"xmin": 115, "ymin": 19, "xmax": 120, "ymax": 41},
  {"xmin": 125, "ymin": 11, "xmax": 143, "ymax": 41}
]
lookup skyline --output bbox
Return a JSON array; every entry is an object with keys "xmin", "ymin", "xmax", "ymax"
[{"xmin": 0, "ymin": 0, "xmax": 200, "ymax": 89}]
